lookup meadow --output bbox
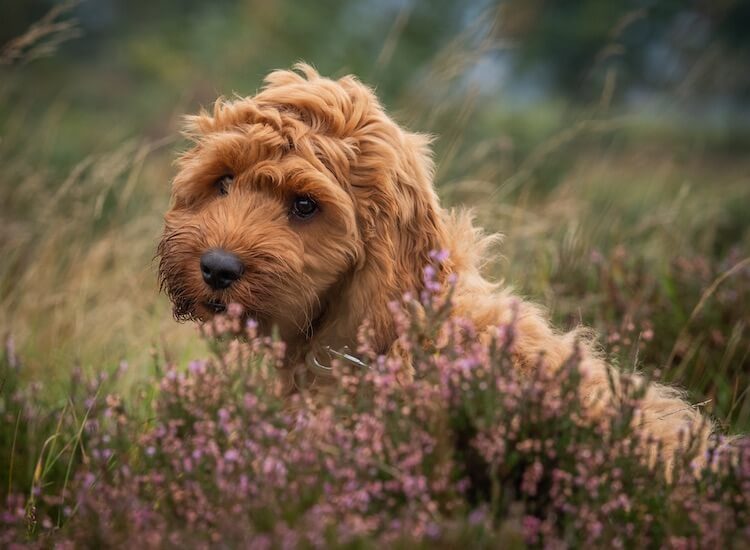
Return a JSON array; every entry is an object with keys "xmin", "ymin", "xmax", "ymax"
[{"xmin": 1, "ymin": 1, "xmax": 749, "ymax": 547}]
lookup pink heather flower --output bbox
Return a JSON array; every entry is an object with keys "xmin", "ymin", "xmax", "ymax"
[
  {"xmin": 188, "ymin": 360, "xmax": 205, "ymax": 374},
  {"xmin": 227, "ymin": 302, "xmax": 244, "ymax": 318},
  {"xmin": 5, "ymin": 260, "xmax": 748, "ymax": 548},
  {"xmin": 245, "ymin": 318, "xmax": 259, "ymax": 339},
  {"xmin": 425, "ymin": 522, "xmax": 441, "ymax": 539},
  {"xmin": 429, "ymin": 249, "xmax": 450, "ymax": 263},
  {"xmin": 522, "ymin": 515, "xmax": 542, "ymax": 544},
  {"xmin": 521, "ymin": 460, "xmax": 544, "ymax": 496},
  {"xmin": 83, "ymin": 472, "xmax": 96, "ymax": 489},
  {"xmin": 4, "ymin": 334, "xmax": 18, "ymax": 369},
  {"xmin": 468, "ymin": 507, "xmax": 487, "ymax": 525},
  {"xmin": 243, "ymin": 393, "xmax": 258, "ymax": 410}
]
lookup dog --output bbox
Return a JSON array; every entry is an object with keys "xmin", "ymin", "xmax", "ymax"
[{"xmin": 158, "ymin": 63, "xmax": 713, "ymax": 466}]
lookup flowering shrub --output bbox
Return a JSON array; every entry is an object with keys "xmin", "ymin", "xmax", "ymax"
[
  {"xmin": 2, "ymin": 263, "xmax": 749, "ymax": 548},
  {"xmin": 558, "ymin": 245, "xmax": 750, "ymax": 431}
]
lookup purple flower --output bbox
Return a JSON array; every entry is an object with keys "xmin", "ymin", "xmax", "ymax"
[
  {"xmin": 224, "ymin": 449, "xmax": 240, "ymax": 462},
  {"xmin": 429, "ymin": 249, "xmax": 450, "ymax": 263}
]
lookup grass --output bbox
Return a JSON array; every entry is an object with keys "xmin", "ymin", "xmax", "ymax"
[{"xmin": 1, "ymin": 2, "xmax": 749, "ymax": 546}]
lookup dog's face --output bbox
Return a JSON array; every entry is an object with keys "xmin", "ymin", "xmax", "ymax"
[
  {"xmin": 158, "ymin": 97, "xmax": 360, "ymax": 339},
  {"xmin": 158, "ymin": 64, "xmax": 444, "ymax": 347}
]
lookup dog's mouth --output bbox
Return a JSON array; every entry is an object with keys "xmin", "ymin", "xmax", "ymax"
[{"xmin": 203, "ymin": 299, "xmax": 227, "ymax": 314}]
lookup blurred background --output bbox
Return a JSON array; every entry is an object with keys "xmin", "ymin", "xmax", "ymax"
[{"xmin": 1, "ymin": 1, "xmax": 749, "ymax": 429}]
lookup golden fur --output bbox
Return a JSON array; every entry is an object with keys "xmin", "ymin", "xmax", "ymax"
[{"xmin": 158, "ymin": 63, "xmax": 712, "ymax": 465}]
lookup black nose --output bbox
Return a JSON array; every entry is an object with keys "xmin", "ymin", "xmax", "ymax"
[{"xmin": 200, "ymin": 249, "xmax": 244, "ymax": 290}]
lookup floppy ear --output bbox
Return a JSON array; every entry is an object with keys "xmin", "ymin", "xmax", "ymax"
[{"xmin": 344, "ymin": 110, "xmax": 449, "ymax": 353}]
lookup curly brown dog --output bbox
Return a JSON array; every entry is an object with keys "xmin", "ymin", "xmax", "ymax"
[{"xmin": 158, "ymin": 63, "xmax": 713, "ymax": 465}]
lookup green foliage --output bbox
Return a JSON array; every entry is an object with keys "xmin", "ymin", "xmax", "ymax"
[
  {"xmin": 0, "ymin": 2, "xmax": 749, "ymax": 546},
  {"xmin": 504, "ymin": 0, "xmax": 750, "ymax": 101}
]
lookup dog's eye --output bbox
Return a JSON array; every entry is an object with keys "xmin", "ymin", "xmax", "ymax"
[
  {"xmin": 290, "ymin": 195, "xmax": 318, "ymax": 220},
  {"xmin": 215, "ymin": 175, "xmax": 233, "ymax": 196}
]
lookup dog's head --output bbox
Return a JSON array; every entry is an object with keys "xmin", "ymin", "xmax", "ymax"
[{"xmin": 158, "ymin": 64, "xmax": 447, "ymax": 349}]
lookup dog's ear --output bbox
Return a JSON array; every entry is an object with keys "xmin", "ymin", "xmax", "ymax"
[
  {"xmin": 350, "ymin": 128, "xmax": 444, "ymax": 267},
  {"xmin": 343, "ymin": 112, "xmax": 448, "ymax": 352}
]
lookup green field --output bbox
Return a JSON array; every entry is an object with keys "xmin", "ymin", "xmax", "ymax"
[{"xmin": 1, "ymin": 1, "xmax": 749, "ymax": 546}]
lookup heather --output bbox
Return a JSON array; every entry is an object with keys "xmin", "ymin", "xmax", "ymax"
[
  {"xmin": 2, "ymin": 1, "xmax": 750, "ymax": 548},
  {"xmin": 2, "ymin": 270, "xmax": 749, "ymax": 547}
]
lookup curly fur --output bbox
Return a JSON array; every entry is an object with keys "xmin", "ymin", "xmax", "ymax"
[{"xmin": 158, "ymin": 63, "xmax": 713, "ymax": 466}]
